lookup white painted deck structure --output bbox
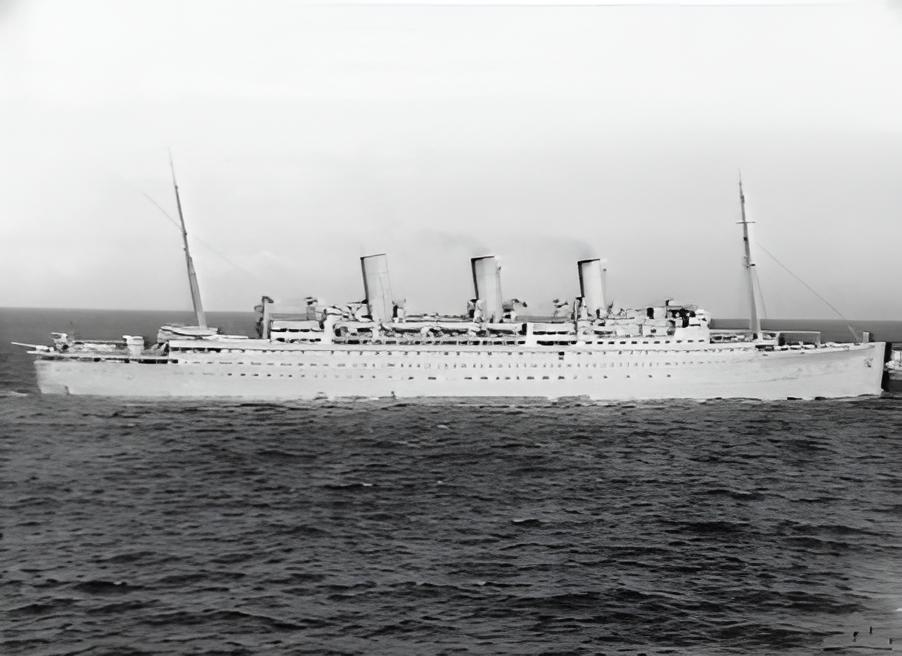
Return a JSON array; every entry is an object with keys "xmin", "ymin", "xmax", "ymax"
[{"xmin": 33, "ymin": 335, "xmax": 885, "ymax": 401}]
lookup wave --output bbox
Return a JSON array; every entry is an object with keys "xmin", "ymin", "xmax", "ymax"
[
  {"xmin": 5, "ymin": 395, "xmax": 902, "ymax": 654},
  {"xmin": 0, "ymin": 389, "xmax": 30, "ymax": 397},
  {"xmin": 72, "ymin": 580, "xmax": 141, "ymax": 595}
]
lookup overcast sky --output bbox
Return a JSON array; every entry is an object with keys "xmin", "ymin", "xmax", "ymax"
[{"xmin": 1, "ymin": 0, "xmax": 901, "ymax": 319}]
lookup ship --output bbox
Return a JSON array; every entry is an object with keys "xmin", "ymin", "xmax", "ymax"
[{"xmin": 13, "ymin": 176, "xmax": 888, "ymax": 401}]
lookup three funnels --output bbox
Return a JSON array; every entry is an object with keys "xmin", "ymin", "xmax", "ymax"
[
  {"xmin": 577, "ymin": 258, "xmax": 607, "ymax": 319},
  {"xmin": 361, "ymin": 252, "xmax": 601, "ymax": 323},
  {"xmin": 471, "ymin": 256, "xmax": 504, "ymax": 322},
  {"xmin": 360, "ymin": 254, "xmax": 394, "ymax": 321}
]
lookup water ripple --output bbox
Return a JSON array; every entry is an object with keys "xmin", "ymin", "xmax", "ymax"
[{"xmin": 4, "ymin": 387, "xmax": 902, "ymax": 653}]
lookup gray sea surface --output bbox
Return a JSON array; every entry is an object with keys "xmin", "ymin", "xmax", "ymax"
[{"xmin": 3, "ymin": 308, "xmax": 902, "ymax": 655}]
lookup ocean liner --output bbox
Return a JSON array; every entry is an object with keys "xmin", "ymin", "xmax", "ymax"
[{"xmin": 15, "ymin": 179, "xmax": 887, "ymax": 400}]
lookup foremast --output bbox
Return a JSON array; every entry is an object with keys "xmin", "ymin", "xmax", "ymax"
[
  {"xmin": 170, "ymin": 155, "xmax": 207, "ymax": 329},
  {"xmin": 738, "ymin": 177, "xmax": 761, "ymax": 338}
]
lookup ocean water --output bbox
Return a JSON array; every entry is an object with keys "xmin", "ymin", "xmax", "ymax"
[{"xmin": 3, "ymin": 308, "xmax": 902, "ymax": 655}]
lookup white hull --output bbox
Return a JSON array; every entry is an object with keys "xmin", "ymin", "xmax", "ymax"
[{"xmin": 34, "ymin": 340, "xmax": 886, "ymax": 401}]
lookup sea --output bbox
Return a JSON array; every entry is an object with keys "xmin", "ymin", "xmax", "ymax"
[{"xmin": 3, "ymin": 308, "xmax": 902, "ymax": 655}]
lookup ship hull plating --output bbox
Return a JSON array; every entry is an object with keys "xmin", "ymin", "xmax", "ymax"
[{"xmin": 34, "ymin": 341, "xmax": 886, "ymax": 401}]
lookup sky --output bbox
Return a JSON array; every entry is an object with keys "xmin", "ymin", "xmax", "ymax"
[{"xmin": 0, "ymin": 0, "xmax": 901, "ymax": 319}]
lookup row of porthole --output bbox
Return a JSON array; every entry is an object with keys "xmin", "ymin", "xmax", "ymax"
[
  {"xmin": 183, "ymin": 357, "xmax": 726, "ymax": 367},
  {"xmin": 197, "ymin": 359, "xmax": 726, "ymax": 369},
  {"xmin": 213, "ymin": 372, "xmax": 676, "ymax": 380},
  {"xmin": 176, "ymin": 342, "xmax": 727, "ymax": 358},
  {"xmin": 174, "ymin": 337, "xmax": 705, "ymax": 355},
  {"xmin": 182, "ymin": 348, "xmax": 737, "ymax": 364},
  {"xmin": 188, "ymin": 346, "xmax": 739, "ymax": 362}
]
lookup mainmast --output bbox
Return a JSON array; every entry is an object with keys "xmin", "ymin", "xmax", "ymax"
[
  {"xmin": 738, "ymin": 176, "xmax": 760, "ymax": 338},
  {"xmin": 170, "ymin": 155, "xmax": 207, "ymax": 329}
]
